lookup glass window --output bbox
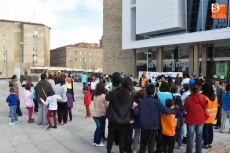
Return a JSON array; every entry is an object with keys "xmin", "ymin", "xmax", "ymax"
[
  {"xmin": 75, "ymin": 51, "xmax": 77, "ymax": 55},
  {"xmin": 80, "ymin": 58, "xmax": 81, "ymax": 62},
  {"xmin": 90, "ymin": 59, "xmax": 91, "ymax": 62},
  {"xmin": 99, "ymin": 53, "xmax": 100, "ymax": 56},
  {"xmin": 75, "ymin": 58, "xmax": 77, "ymax": 61},
  {"xmin": 70, "ymin": 51, "xmax": 71, "ymax": 54},
  {"xmin": 80, "ymin": 52, "xmax": 81, "ymax": 55},
  {"xmin": 163, "ymin": 50, "xmax": 174, "ymax": 59},
  {"xmin": 90, "ymin": 52, "xmax": 91, "ymax": 55}
]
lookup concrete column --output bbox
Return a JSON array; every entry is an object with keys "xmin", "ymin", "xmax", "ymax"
[
  {"xmin": 133, "ymin": 49, "xmax": 137, "ymax": 77},
  {"xmin": 194, "ymin": 44, "xmax": 199, "ymax": 76},
  {"xmin": 156, "ymin": 47, "xmax": 163, "ymax": 72},
  {"xmin": 189, "ymin": 45, "xmax": 194, "ymax": 74},
  {"xmin": 201, "ymin": 45, "xmax": 207, "ymax": 77}
]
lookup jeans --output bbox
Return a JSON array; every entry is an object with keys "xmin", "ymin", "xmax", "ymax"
[
  {"xmin": 27, "ymin": 107, "xmax": 33, "ymax": 120},
  {"xmin": 91, "ymin": 90, "xmax": 95, "ymax": 101},
  {"xmin": 67, "ymin": 107, "xmax": 72, "ymax": 121},
  {"xmin": 175, "ymin": 122, "xmax": 183, "ymax": 146},
  {"xmin": 133, "ymin": 128, "xmax": 140, "ymax": 150},
  {"xmin": 203, "ymin": 123, "xmax": 213, "ymax": 145},
  {"xmin": 216, "ymin": 106, "xmax": 222, "ymax": 126},
  {"xmin": 107, "ymin": 121, "xmax": 129, "ymax": 153},
  {"xmin": 46, "ymin": 110, "xmax": 57, "ymax": 126},
  {"xmin": 139, "ymin": 129, "xmax": 157, "ymax": 153},
  {"xmin": 10, "ymin": 105, "xmax": 18, "ymax": 123},
  {"xmin": 93, "ymin": 116, "xmax": 105, "ymax": 144},
  {"xmin": 186, "ymin": 123, "xmax": 204, "ymax": 153},
  {"xmin": 220, "ymin": 110, "xmax": 230, "ymax": 132}
]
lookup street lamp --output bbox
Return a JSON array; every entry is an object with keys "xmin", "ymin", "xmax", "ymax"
[
  {"xmin": 144, "ymin": 51, "xmax": 152, "ymax": 72},
  {"xmin": 19, "ymin": 42, "xmax": 28, "ymax": 75},
  {"xmin": 1, "ymin": 49, "xmax": 8, "ymax": 80}
]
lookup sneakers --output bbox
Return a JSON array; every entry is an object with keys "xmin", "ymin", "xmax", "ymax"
[
  {"xmin": 46, "ymin": 125, "xmax": 52, "ymax": 129},
  {"xmin": 95, "ymin": 143, "xmax": 105, "ymax": 147},
  {"xmin": 93, "ymin": 143, "xmax": 96, "ymax": 146},
  {"xmin": 15, "ymin": 120, "xmax": 19, "ymax": 123},
  {"xmin": 209, "ymin": 144, "xmax": 212, "ymax": 148},
  {"xmin": 215, "ymin": 126, "xmax": 220, "ymax": 129},
  {"xmin": 175, "ymin": 146, "xmax": 183, "ymax": 149},
  {"xmin": 9, "ymin": 122, "xmax": 15, "ymax": 125},
  {"xmin": 64, "ymin": 122, "xmax": 68, "ymax": 125},
  {"xmin": 203, "ymin": 145, "xmax": 209, "ymax": 149},
  {"xmin": 28, "ymin": 120, "xmax": 35, "ymax": 123},
  {"xmin": 52, "ymin": 125, "xmax": 57, "ymax": 129},
  {"xmin": 101, "ymin": 137, "xmax": 107, "ymax": 141}
]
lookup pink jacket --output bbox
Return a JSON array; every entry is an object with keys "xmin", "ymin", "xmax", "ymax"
[{"xmin": 23, "ymin": 90, "xmax": 34, "ymax": 107}]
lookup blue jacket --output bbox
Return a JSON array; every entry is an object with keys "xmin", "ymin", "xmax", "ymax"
[
  {"xmin": 81, "ymin": 75, "xmax": 87, "ymax": 83},
  {"xmin": 222, "ymin": 92, "xmax": 230, "ymax": 111},
  {"xmin": 6, "ymin": 93, "xmax": 18, "ymax": 106},
  {"xmin": 134, "ymin": 96, "xmax": 173, "ymax": 130}
]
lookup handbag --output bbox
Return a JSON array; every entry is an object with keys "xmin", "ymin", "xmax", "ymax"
[{"xmin": 194, "ymin": 95, "xmax": 209, "ymax": 120}]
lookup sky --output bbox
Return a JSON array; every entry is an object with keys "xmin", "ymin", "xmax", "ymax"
[{"xmin": 0, "ymin": 0, "xmax": 103, "ymax": 49}]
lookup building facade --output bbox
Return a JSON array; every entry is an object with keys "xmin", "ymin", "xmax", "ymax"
[
  {"xmin": 103, "ymin": 0, "xmax": 136, "ymax": 76},
  {"xmin": 50, "ymin": 43, "xmax": 103, "ymax": 72},
  {"xmin": 0, "ymin": 19, "xmax": 50, "ymax": 78},
  {"xmin": 122, "ymin": 0, "xmax": 230, "ymax": 78}
]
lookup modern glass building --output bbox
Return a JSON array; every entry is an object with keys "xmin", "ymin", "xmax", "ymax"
[{"xmin": 122, "ymin": 0, "xmax": 230, "ymax": 78}]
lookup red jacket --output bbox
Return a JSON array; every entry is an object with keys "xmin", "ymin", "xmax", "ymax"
[
  {"xmin": 184, "ymin": 92, "xmax": 208, "ymax": 124},
  {"xmin": 84, "ymin": 91, "xmax": 91, "ymax": 105}
]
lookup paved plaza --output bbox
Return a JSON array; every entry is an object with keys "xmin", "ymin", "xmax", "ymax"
[{"xmin": 0, "ymin": 80, "xmax": 229, "ymax": 153}]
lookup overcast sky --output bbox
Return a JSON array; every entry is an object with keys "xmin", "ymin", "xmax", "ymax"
[{"xmin": 0, "ymin": 0, "xmax": 103, "ymax": 49}]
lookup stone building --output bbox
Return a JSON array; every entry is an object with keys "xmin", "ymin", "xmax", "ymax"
[
  {"xmin": 103, "ymin": 0, "xmax": 136, "ymax": 76},
  {"xmin": 50, "ymin": 43, "xmax": 103, "ymax": 72},
  {"xmin": 0, "ymin": 19, "xmax": 50, "ymax": 78}
]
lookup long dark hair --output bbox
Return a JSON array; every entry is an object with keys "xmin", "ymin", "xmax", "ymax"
[
  {"xmin": 174, "ymin": 96, "xmax": 183, "ymax": 108},
  {"xmin": 202, "ymin": 83, "xmax": 215, "ymax": 99},
  {"xmin": 119, "ymin": 77, "xmax": 133, "ymax": 104},
  {"xmin": 112, "ymin": 72, "xmax": 122, "ymax": 87},
  {"xmin": 11, "ymin": 75, "xmax": 17, "ymax": 80},
  {"xmin": 56, "ymin": 77, "xmax": 65, "ymax": 86},
  {"xmin": 95, "ymin": 82, "xmax": 106, "ymax": 96}
]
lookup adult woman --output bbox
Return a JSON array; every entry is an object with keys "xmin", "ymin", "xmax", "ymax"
[
  {"xmin": 92, "ymin": 82, "xmax": 108, "ymax": 147},
  {"xmin": 9, "ymin": 75, "xmax": 18, "ymax": 89},
  {"xmin": 66, "ymin": 73, "xmax": 75, "ymax": 101},
  {"xmin": 47, "ymin": 74, "xmax": 55, "ymax": 90},
  {"xmin": 220, "ymin": 84, "xmax": 230, "ymax": 133},
  {"xmin": 106, "ymin": 77, "xmax": 134, "ymax": 153},
  {"xmin": 201, "ymin": 83, "xmax": 218, "ymax": 149},
  {"xmin": 54, "ymin": 77, "xmax": 68, "ymax": 125},
  {"xmin": 184, "ymin": 78, "xmax": 208, "ymax": 153}
]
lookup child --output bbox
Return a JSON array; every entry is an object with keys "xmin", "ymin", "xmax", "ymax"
[
  {"xmin": 40, "ymin": 90, "xmax": 62, "ymax": 129},
  {"xmin": 134, "ymin": 85, "xmax": 173, "ymax": 153},
  {"xmin": 159, "ymin": 99, "xmax": 177, "ymax": 153},
  {"xmin": 23, "ymin": 84, "xmax": 34, "ymax": 123},
  {"xmin": 32, "ymin": 87, "xmax": 38, "ymax": 113},
  {"xmin": 132, "ymin": 89, "xmax": 146, "ymax": 153},
  {"xmin": 83, "ymin": 86, "xmax": 91, "ymax": 118},
  {"xmin": 66, "ymin": 89, "xmax": 73, "ymax": 122},
  {"xmin": 9, "ymin": 83, "xmax": 22, "ymax": 116},
  {"xmin": 174, "ymin": 96, "xmax": 185, "ymax": 149},
  {"xmin": 6, "ymin": 88, "xmax": 18, "ymax": 125}
]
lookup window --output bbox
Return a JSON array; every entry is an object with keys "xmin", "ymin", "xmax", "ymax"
[
  {"xmin": 3, "ymin": 33, "xmax": 5, "ymax": 36},
  {"xmin": 99, "ymin": 53, "xmax": 100, "ymax": 56},
  {"xmin": 89, "ymin": 52, "xmax": 91, "ymax": 55},
  {"xmin": 75, "ymin": 58, "xmax": 77, "ymax": 61},
  {"xmin": 75, "ymin": 51, "xmax": 77, "ymax": 55},
  {"xmin": 85, "ymin": 58, "xmax": 87, "ymax": 62},
  {"xmin": 70, "ymin": 51, "xmax": 71, "ymax": 54},
  {"xmin": 80, "ymin": 52, "xmax": 81, "ymax": 55},
  {"xmin": 80, "ymin": 58, "xmax": 82, "ymax": 62},
  {"xmin": 99, "ymin": 59, "xmax": 100, "ymax": 62},
  {"xmin": 85, "ymin": 52, "xmax": 86, "ymax": 54},
  {"xmin": 90, "ymin": 59, "xmax": 91, "ymax": 62}
]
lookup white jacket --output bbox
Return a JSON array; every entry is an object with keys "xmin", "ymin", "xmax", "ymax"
[
  {"xmin": 41, "ymin": 95, "xmax": 62, "ymax": 110},
  {"xmin": 54, "ymin": 84, "xmax": 67, "ymax": 102}
]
